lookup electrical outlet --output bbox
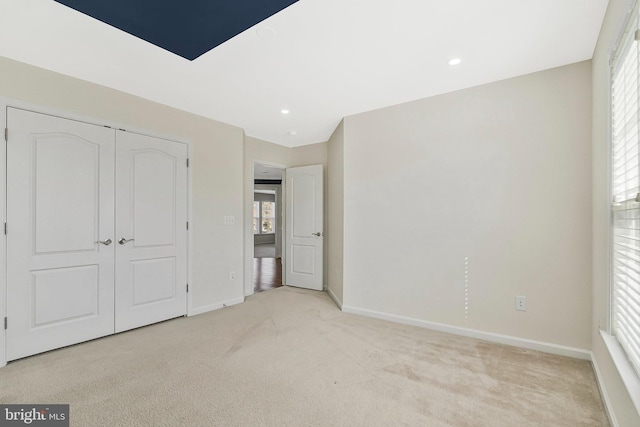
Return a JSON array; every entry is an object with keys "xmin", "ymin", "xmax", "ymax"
[
  {"xmin": 229, "ymin": 271, "xmax": 236, "ymax": 280},
  {"xmin": 224, "ymin": 216, "xmax": 235, "ymax": 225},
  {"xmin": 515, "ymin": 296, "xmax": 527, "ymax": 311}
]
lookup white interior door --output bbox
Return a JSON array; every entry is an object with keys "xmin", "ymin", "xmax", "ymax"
[
  {"xmin": 6, "ymin": 108, "xmax": 116, "ymax": 361},
  {"xmin": 114, "ymin": 131, "xmax": 188, "ymax": 333},
  {"xmin": 285, "ymin": 165, "xmax": 323, "ymax": 290}
]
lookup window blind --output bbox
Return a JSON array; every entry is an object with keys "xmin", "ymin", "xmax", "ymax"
[{"xmin": 611, "ymin": 9, "xmax": 640, "ymax": 378}]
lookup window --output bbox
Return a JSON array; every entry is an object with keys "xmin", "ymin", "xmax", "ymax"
[
  {"xmin": 611, "ymin": 6, "xmax": 640, "ymax": 379},
  {"xmin": 253, "ymin": 201, "xmax": 275, "ymax": 234}
]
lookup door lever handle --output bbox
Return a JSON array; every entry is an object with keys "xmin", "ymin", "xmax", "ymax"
[
  {"xmin": 96, "ymin": 239, "xmax": 112, "ymax": 246},
  {"xmin": 118, "ymin": 238, "xmax": 135, "ymax": 245},
  {"xmin": 312, "ymin": 232, "xmax": 323, "ymax": 237}
]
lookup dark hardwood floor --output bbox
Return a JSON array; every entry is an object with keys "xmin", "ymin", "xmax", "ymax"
[{"xmin": 253, "ymin": 257, "xmax": 282, "ymax": 293}]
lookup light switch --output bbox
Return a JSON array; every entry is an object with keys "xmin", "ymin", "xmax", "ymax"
[{"xmin": 224, "ymin": 216, "xmax": 235, "ymax": 225}]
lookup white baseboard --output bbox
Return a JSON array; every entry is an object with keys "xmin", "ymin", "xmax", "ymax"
[
  {"xmin": 188, "ymin": 297, "xmax": 245, "ymax": 316},
  {"xmin": 341, "ymin": 305, "xmax": 591, "ymax": 360},
  {"xmin": 327, "ymin": 288, "xmax": 343, "ymax": 309},
  {"xmin": 591, "ymin": 351, "xmax": 619, "ymax": 427}
]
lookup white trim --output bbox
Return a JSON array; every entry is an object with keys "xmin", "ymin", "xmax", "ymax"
[
  {"xmin": 591, "ymin": 350, "xmax": 621, "ymax": 427},
  {"xmin": 327, "ymin": 288, "xmax": 343, "ymax": 309},
  {"xmin": 600, "ymin": 330, "xmax": 640, "ymax": 415},
  {"xmin": 186, "ymin": 139, "xmax": 194, "ymax": 316},
  {"xmin": 606, "ymin": 24, "xmax": 614, "ymax": 335},
  {"xmin": 341, "ymin": 305, "xmax": 591, "ymax": 360},
  {"xmin": 0, "ymin": 101, "xmax": 6, "ymax": 368},
  {"xmin": 188, "ymin": 297, "xmax": 245, "ymax": 316}
]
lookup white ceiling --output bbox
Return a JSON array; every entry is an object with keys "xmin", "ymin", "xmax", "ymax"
[{"xmin": 0, "ymin": 0, "xmax": 608, "ymax": 147}]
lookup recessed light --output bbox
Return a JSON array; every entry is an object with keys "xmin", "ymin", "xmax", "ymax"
[
  {"xmin": 448, "ymin": 58, "xmax": 462, "ymax": 66},
  {"xmin": 288, "ymin": 130, "xmax": 298, "ymax": 136},
  {"xmin": 281, "ymin": 109, "xmax": 290, "ymax": 115}
]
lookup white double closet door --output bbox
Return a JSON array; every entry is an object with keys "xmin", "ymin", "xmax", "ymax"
[{"xmin": 5, "ymin": 108, "xmax": 188, "ymax": 361}]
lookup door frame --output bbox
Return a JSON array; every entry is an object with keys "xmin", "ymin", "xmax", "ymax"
[
  {"xmin": 244, "ymin": 161, "xmax": 286, "ymax": 296},
  {"xmin": 0, "ymin": 97, "xmax": 193, "ymax": 367}
]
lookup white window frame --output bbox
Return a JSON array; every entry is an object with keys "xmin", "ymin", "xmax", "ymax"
[
  {"xmin": 253, "ymin": 200, "xmax": 275, "ymax": 235},
  {"xmin": 606, "ymin": 0, "xmax": 640, "ymax": 415}
]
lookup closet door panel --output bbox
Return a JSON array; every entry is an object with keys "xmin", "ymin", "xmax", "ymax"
[
  {"xmin": 115, "ymin": 131, "xmax": 188, "ymax": 333},
  {"xmin": 6, "ymin": 108, "xmax": 116, "ymax": 361}
]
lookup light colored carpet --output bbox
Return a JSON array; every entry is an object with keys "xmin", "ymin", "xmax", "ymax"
[
  {"xmin": 0, "ymin": 287, "xmax": 608, "ymax": 426},
  {"xmin": 254, "ymin": 243, "xmax": 276, "ymax": 258}
]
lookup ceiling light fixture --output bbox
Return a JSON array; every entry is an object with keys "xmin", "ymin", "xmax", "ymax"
[
  {"xmin": 288, "ymin": 130, "xmax": 298, "ymax": 136},
  {"xmin": 281, "ymin": 109, "xmax": 290, "ymax": 115},
  {"xmin": 448, "ymin": 58, "xmax": 462, "ymax": 66}
]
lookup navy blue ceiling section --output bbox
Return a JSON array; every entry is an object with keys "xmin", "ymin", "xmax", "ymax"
[{"xmin": 54, "ymin": 0, "xmax": 299, "ymax": 60}]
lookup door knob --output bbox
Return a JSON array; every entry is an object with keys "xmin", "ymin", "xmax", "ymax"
[
  {"xmin": 97, "ymin": 239, "xmax": 112, "ymax": 246},
  {"xmin": 312, "ymin": 232, "xmax": 323, "ymax": 237},
  {"xmin": 118, "ymin": 238, "xmax": 135, "ymax": 245}
]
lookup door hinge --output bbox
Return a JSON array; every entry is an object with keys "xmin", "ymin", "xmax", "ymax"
[
  {"xmin": 186, "ymin": 284, "xmax": 189, "ymax": 293},
  {"xmin": 4, "ymin": 317, "xmax": 7, "ymax": 330},
  {"xmin": 3, "ymin": 222, "xmax": 6, "ymax": 235},
  {"xmin": 186, "ymin": 221, "xmax": 189, "ymax": 230},
  {"xmin": 4, "ymin": 128, "xmax": 7, "ymax": 142},
  {"xmin": 186, "ymin": 158, "xmax": 190, "ymax": 167}
]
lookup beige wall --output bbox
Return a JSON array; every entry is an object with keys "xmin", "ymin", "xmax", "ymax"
[
  {"xmin": 592, "ymin": 0, "xmax": 640, "ymax": 425},
  {"xmin": 327, "ymin": 120, "xmax": 345, "ymax": 306},
  {"xmin": 342, "ymin": 61, "xmax": 593, "ymax": 350},
  {"xmin": 243, "ymin": 136, "xmax": 327, "ymax": 295},
  {"xmin": 291, "ymin": 141, "xmax": 328, "ymax": 167},
  {"xmin": 254, "ymin": 234, "xmax": 276, "ymax": 245},
  {"xmin": 0, "ymin": 56, "xmax": 246, "ymax": 313}
]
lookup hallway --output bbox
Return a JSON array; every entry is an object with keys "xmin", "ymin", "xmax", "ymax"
[{"xmin": 253, "ymin": 257, "xmax": 282, "ymax": 293}]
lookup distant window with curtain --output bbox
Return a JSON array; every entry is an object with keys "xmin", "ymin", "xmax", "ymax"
[
  {"xmin": 610, "ymin": 5, "xmax": 640, "ymax": 378},
  {"xmin": 253, "ymin": 195, "xmax": 276, "ymax": 235},
  {"xmin": 261, "ymin": 201, "xmax": 275, "ymax": 233},
  {"xmin": 253, "ymin": 201, "xmax": 260, "ymax": 234}
]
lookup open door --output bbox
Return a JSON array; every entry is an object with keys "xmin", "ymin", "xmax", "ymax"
[{"xmin": 285, "ymin": 165, "xmax": 323, "ymax": 290}]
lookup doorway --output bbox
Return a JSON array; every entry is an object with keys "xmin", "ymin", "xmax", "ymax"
[{"xmin": 253, "ymin": 164, "xmax": 284, "ymax": 293}]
